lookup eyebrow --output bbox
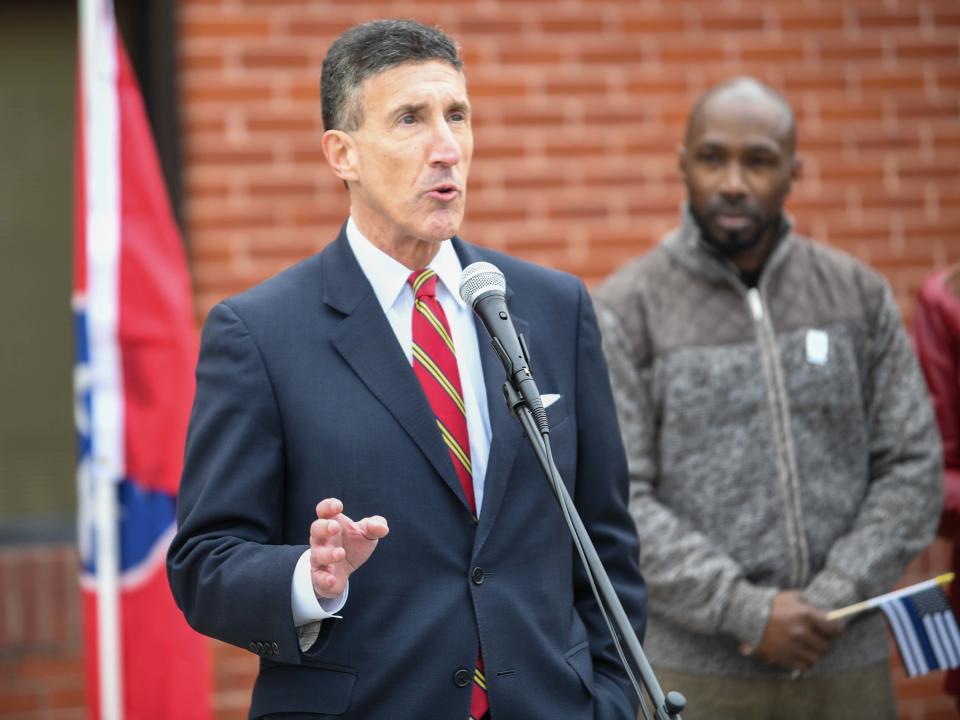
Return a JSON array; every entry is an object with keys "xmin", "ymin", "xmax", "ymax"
[
  {"xmin": 392, "ymin": 101, "xmax": 427, "ymax": 118},
  {"xmin": 696, "ymin": 139, "xmax": 782, "ymax": 155},
  {"xmin": 390, "ymin": 99, "xmax": 471, "ymax": 118}
]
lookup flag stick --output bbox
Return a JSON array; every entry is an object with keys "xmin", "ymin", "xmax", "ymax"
[
  {"xmin": 826, "ymin": 573, "xmax": 955, "ymax": 621},
  {"xmin": 80, "ymin": 0, "xmax": 124, "ymax": 717}
]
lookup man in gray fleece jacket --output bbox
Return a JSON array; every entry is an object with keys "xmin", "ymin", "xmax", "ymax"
[{"xmin": 595, "ymin": 78, "xmax": 942, "ymax": 719}]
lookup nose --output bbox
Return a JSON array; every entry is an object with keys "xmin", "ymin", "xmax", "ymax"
[
  {"xmin": 719, "ymin": 162, "xmax": 747, "ymax": 200},
  {"xmin": 428, "ymin": 121, "xmax": 462, "ymax": 168}
]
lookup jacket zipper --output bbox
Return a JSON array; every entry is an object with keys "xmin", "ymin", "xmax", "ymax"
[{"xmin": 746, "ymin": 287, "xmax": 810, "ymax": 588}]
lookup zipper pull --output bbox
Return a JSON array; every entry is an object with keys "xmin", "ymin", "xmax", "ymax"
[{"xmin": 747, "ymin": 288, "xmax": 764, "ymax": 320}]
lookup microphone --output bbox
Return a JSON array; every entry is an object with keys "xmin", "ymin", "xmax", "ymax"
[{"xmin": 459, "ymin": 262, "xmax": 548, "ymax": 433}]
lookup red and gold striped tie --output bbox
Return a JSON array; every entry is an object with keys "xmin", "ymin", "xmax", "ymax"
[{"xmin": 408, "ymin": 269, "xmax": 488, "ymax": 720}]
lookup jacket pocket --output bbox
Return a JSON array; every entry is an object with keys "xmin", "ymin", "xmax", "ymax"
[
  {"xmin": 250, "ymin": 663, "xmax": 357, "ymax": 718},
  {"xmin": 545, "ymin": 395, "xmax": 569, "ymax": 431},
  {"xmin": 564, "ymin": 640, "xmax": 595, "ymax": 698}
]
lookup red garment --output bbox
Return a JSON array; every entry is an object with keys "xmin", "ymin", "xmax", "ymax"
[{"xmin": 912, "ymin": 268, "xmax": 960, "ymax": 699}]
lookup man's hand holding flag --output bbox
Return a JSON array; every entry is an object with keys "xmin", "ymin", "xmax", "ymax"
[{"xmin": 828, "ymin": 573, "xmax": 960, "ymax": 678}]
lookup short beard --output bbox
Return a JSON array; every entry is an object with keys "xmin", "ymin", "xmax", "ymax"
[{"xmin": 692, "ymin": 207, "xmax": 781, "ymax": 259}]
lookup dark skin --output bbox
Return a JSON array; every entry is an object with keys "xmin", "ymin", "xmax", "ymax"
[
  {"xmin": 680, "ymin": 79, "xmax": 842, "ymax": 671},
  {"xmin": 752, "ymin": 591, "xmax": 841, "ymax": 672},
  {"xmin": 679, "ymin": 78, "xmax": 801, "ymax": 274}
]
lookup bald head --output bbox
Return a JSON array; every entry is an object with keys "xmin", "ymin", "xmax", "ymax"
[
  {"xmin": 685, "ymin": 77, "xmax": 796, "ymax": 155},
  {"xmin": 678, "ymin": 77, "xmax": 802, "ymax": 272}
]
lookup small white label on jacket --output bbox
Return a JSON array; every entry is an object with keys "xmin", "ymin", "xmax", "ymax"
[
  {"xmin": 747, "ymin": 289, "xmax": 764, "ymax": 320},
  {"xmin": 806, "ymin": 329, "xmax": 829, "ymax": 365}
]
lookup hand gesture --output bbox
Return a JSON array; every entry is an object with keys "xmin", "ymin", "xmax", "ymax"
[
  {"xmin": 752, "ymin": 591, "xmax": 842, "ymax": 671},
  {"xmin": 309, "ymin": 498, "xmax": 389, "ymax": 599}
]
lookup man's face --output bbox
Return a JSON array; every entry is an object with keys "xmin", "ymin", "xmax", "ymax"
[
  {"xmin": 338, "ymin": 61, "xmax": 473, "ymax": 251},
  {"xmin": 680, "ymin": 95, "xmax": 798, "ymax": 255}
]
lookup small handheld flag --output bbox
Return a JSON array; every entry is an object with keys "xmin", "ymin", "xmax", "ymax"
[
  {"xmin": 828, "ymin": 574, "xmax": 960, "ymax": 678},
  {"xmin": 880, "ymin": 583, "xmax": 960, "ymax": 677}
]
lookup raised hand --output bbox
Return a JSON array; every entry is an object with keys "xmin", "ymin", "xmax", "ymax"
[{"xmin": 309, "ymin": 498, "xmax": 389, "ymax": 599}]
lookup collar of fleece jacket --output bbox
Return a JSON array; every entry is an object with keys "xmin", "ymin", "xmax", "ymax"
[{"xmin": 665, "ymin": 203, "xmax": 798, "ymax": 287}]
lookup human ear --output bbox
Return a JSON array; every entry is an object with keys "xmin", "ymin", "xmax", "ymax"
[
  {"xmin": 790, "ymin": 154, "xmax": 804, "ymax": 182},
  {"xmin": 321, "ymin": 130, "xmax": 359, "ymax": 183},
  {"xmin": 677, "ymin": 144, "xmax": 689, "ymax": 183}
]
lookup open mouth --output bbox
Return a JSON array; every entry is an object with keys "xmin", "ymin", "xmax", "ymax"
[{"xmin": 427, "ymin": 183, "xmax": 460, "ymax": 202}]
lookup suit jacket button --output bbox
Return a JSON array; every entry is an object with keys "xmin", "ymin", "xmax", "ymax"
[
  {"xmin": 248, "ymin": 642, "xmax": 258, "ymax": 654},
  {"xmin": 471, "ymin": 566, "xmax": 485, "ymax": 585},
  {"xmin": 453, "ymin": 668, "xmax": 472, "ymax": 687},
  {"xmin": 271, "ymin": 642, "xmax": 279, "ymax": 656},
  {"xmin": 256, "ymin": 642, "xmax": 266, "ymax": 655}
]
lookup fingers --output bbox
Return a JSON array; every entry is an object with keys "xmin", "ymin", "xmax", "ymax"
[
  {"xmin": 791, "ymin": 646, "xmax": 821, "ymax": 672},
  {"xmin": 759, "ymin": 637, "xmax": 824, "ymax": 672},
  {"xmin": 794, "ymin": 628, "xmax": 831, "ymax": 657},
  {"xmin": 809, "ymin": 612, "xmax": 843, "ymax": 639},
  {"xmin": 315, "ymin": 497, "xmax": 344, "ymax": 519},
  {"xmin": 307, "ymin": 500, "xmax": 387, "ymax": 599},
  {"xmin": 758, "ymin": 593, "xmax": 839, "ymax": 672},
  {"xmin": 309, "ymin": 522, "xmax": 347, "ymax": 599},
  {"xmin": 765, "ymin": 633, "xmax": 822, "ymax": 672},
  {"xmin": 311, "ymin": 544, "xmax": 346, "ymax": 565},
  {"xmin": 311, "ymin": 567, "xmax": 344, "ymax": 598},
  {"xmin": 310, "ymin": 517, "xmax": 343, "ymax": 546},
  {"xmin": 800, "ymin": 612, "xmax": 832, "ymax": 645},
  {"xmin": 789, "ymin": 613, "xmax": 838, "ymax": 670},
  {"xmin": 311, "ymin": 498, "xmax": 350, "ymax": 546},
  {"xmin": 355, "ymin": 515, "xmax": 390, "ymax": 540},
  {"xmin": 789, "ymin": 593, "xmax": 841, "ymax": 639}
]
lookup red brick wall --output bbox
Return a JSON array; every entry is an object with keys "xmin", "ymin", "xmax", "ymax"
[
  {"xmin": 0, "ymin": 548, "xmax": 85, "ymax": 719},
  {"xmin": 0, "ymin": 547, "xmax": 258, "ymax": 720},
  {"xmin": 178, "ymin": 0, "xmax": 960, "ymax": 321}
]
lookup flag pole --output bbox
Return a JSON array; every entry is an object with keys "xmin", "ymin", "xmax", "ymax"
[
  {"xmin": 93, "ymin": 472, "xmax": 122, "ymax": 720},
  {"xmin": 80, "ymin": 0, "xmax": 124, "ymax": 717},
  {"xmin": 826, "ymin": 573, "xmax": 955, "ymax": 622}
]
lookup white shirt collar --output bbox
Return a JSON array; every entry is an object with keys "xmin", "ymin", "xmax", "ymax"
[{"xmin": 345, "ymin": 216, "xmax": 466, "ymax": 312}]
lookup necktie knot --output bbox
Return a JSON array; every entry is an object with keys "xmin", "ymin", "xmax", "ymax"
[{"xmin": 408, "ymin": 269, "xmax": 438, "ymax": 300}]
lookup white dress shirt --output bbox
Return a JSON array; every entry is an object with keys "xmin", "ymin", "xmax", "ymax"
[{"xmin": 291, "ymin": 217, "xmax": 492, "ymax": 628}]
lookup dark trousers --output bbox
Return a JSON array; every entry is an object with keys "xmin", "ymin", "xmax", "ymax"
[{"xmin": 651, "ymin": 661, "xmax": 897, "ymax": 720}]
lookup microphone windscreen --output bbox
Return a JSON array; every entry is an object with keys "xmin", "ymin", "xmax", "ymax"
[{"xmin": 459, "ymin": 262, "xmax": 506, "ymax": 306}]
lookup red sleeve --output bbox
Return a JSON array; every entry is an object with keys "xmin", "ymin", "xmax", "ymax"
[{"xmin": 912, "ymin": 276, "xmax": 960, "ymax": 537}]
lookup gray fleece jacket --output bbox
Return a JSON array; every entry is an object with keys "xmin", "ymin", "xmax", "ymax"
[{"xmin": 594, "ymin": 208, "xmax": 942, "ymax": 677}]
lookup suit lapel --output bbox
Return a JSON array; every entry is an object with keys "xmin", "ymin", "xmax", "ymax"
[
  {"xmin": 453, "ymin": 239, "xmax": 525, "ymax": 552},
  {"xmin": 323, "ymin": 230, "xmax": 473, "ymax": 514}
]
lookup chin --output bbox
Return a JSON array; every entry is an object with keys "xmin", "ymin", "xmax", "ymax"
[
  {"xmin": 422, "ymin": 211, "xmax": 463, "ymax": 243},
  {"xmin": 709, "ymin": 227, "xmax": 762, "ymax": 255}
]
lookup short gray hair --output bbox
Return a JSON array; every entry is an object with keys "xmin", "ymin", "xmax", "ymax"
[{"xmin": 321, "ymin": 19, "xmax": 463, "ymax": 132}]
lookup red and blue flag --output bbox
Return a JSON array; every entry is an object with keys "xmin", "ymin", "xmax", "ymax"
[{"xmin": 74, "ymin": 1, "xmax": 210, "ymax": 717}]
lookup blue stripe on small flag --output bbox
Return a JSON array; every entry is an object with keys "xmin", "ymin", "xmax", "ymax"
[
  {"xmin": 878, "ymin": 584, "xmax": 960, "ymax": 678},
  {"xmin": 882, "ymin": 603, "xmax": 921, "ymax": 676},
  {"xmin": 904, "ymin": 596, "xmax": 941, "ymax": 672}
]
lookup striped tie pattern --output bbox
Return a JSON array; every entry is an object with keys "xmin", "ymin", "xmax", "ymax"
[{"xmin": 408, "ymin": 269, "xmax": 488, "ymax": 720}]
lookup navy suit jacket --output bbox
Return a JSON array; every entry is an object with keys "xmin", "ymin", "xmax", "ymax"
[{"xmin": 167, "ymin": 228, "xmax": 646, "ymax": 719}]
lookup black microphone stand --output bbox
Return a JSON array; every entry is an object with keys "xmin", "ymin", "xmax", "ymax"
[{"xmin": 501, "ymin": 379, "xmax": 686, "ymax": 720}]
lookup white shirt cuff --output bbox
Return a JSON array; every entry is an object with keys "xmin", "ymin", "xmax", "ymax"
[{"xmin": 291, "ymin": 548, "xmax": 348, "ymax": 626}]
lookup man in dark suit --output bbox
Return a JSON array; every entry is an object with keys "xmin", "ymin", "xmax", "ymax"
[{"xmin": 167, "ymin": 19, "xmax": 645, "ymax": 720}]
